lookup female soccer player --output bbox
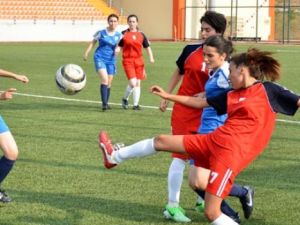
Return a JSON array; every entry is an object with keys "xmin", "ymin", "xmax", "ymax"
[
  {"xmin": 83, "ymin": 14, "xmax": 122, "ymax": 111},
  {"xmin": 0, "ymin": 68, "xmax": 29, "ymax": 202},
  {"xmin": 99, "ymin": 48, "xmax": 300, "ymax": 225},
  {"xmin": 117, "ymin": 14, "xmax": 154, "ymax": 110},
  {"xmin": 160, "ymin": 11, "xmax": 248, "ymax": 223}
]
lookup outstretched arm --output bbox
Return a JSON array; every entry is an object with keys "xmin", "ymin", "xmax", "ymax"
[
  {"xmin": 159, "ymin": 68, "xmax": 182, "ymax": 112},
  {"xmin": 151, "ymin": 85, "xmax": 209, "ymax": 109},
  {"xmin": 0, "ymin": 69, "xmax": 29, "ymax": 83}
]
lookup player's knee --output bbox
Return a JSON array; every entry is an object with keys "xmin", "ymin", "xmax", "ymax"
[
  {"xmin": 4, "ymin": 148, "xmax": 19, "ymax": 160},
  {"xmin": 153, "ymin": 135, "xmax": 167, "ymax": 151}
]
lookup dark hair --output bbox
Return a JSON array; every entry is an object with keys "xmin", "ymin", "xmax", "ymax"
[
  {"xmin": 230, "ymin": 48, "xmax": 281, "ymax": 81},
  {"xmin": 107, "ymin": 13, "xmax": 119, "ymax": 22},
  {"xmin": 127, "ymin": 14, "xmax": 138, "ymax": 22},
  {"xmin": 200, "ymin": 11, "xmax": 227, "ymax": 35},
  {"xmin": 204, "ymin": 35, "xmax": 233, "ymax": 60}
]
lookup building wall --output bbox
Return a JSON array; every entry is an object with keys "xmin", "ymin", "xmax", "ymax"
[{"xmin": 113, "ymin": 0, "xmax": 173, "ymax": 40}]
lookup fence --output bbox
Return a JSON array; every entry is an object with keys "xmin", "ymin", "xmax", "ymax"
[{"xmin": 185, "ymin": 1, "xmax": 300, "ymax": 43}]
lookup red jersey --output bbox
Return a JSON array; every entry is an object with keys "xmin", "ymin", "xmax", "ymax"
[
  {"xmin": 172, "ymin": 44, "xmax": 209, "ymax": 134},
  {"xmin": 206, "ymin": 82, "xmax": 299, "ymax": 172},
  {"xmin": 118, "ymin": 30, "xmax": 150, "ymax": 59}
]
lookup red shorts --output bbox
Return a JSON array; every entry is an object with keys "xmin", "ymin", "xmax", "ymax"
[
  {"xmin": 171, "ymin": 122, "xmax": 196, "ymax": 161},
  {"xmin": 122, "ymin": 58, "xmax": 145, "ymax": 80},
  {"xmin": 183, "ymin": 134, "xmax": 235, "ymax": 198}
]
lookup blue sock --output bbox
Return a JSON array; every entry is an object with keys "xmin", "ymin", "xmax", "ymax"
[
  {"xmin": 194, "ymin": 189, "xmax": 238, "ymax": 219},
  {"xmin": 229, "ymin": 184, "xmax": 248, "ymax": 198},
  {"xmin": 107, "ymin": 88, "xmax": 110, "ymax": 104},
  {"xmin": 100, "ymin": 84, "xmax": 108, "ymax": 106},
  {"xmin": 0, "ymin": 156, "xmax": 15, "ymax": 184}
]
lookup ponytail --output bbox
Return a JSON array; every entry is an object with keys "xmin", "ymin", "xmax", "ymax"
[{"xmin": 230, "ymin": 48, "xmax": 281, "ymax": 81}]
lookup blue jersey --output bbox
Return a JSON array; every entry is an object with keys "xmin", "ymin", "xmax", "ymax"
[
  {"xmin": 198, "ymin": 62, "xmax": 230, "ymax": 134},
  {"xmin": 93, "ymin": 29, "xmax": 122, "ymax": 64}
]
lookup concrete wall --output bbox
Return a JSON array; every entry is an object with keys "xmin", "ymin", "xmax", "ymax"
[
  {"xmin": 112, "ymin": 0, "xmax": 173, "ymax": 40},
  {"xmin": 0, "ymin": 19, "xmax": 127, "ymax": 42}
]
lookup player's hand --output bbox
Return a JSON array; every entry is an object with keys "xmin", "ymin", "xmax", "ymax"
[
  {"xmin": 150, "ymin": 85, "xmax": 169, "ymax": 99},
  {"xmin": 0, "ymin": 88, "xmax": 17, "ymax": 100},
  {"xmin": 16, "ymin": 75, "xmax": 29, "ymax": 83},
  {"xmin": 149, "ymin": 58, "xmax": 155, "ymax": 63},
  {"xmin": 114, "ymin": 46, "xmax": 120, "ymax": 56},
  {"xmin": 159, "ymin": 99, "xmax": 169, "ymax": 112}
]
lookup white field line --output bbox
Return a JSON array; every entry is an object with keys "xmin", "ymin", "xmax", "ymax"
[{"xmin": 9, "ymin": 92, "xmax": 300, "ymax": 125}]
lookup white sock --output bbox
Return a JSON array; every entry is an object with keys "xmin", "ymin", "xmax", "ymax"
[
  {"xmin": 133, "ymin": 86, "xmax": 141, "ymax": 106},
  {"xmin": 124, "ymin": 85, "xmax": 133, "ymax": 100},
  {"xmin": 211, "ymin": 213, "xmax": 239, "ymax": 225},
  {"xmin": 167, "ymin": 158, "xmax": 186, "ymax": 207},
  {"xmin": 112, "ymin": 138, "xmax": 156, "ymax": 163}
]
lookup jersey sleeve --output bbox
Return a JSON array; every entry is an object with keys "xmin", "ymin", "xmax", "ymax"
[
  {"xmin": 207, "ymin": 90, "xmax": 229, "ymax": 115},
  {"xmin": 263, "ymin": 81, "xmax": 300, "ymax": 115},
  {"xmin": 176, "ymin": 44, "xmax": 202, "ymax": 75},
  {"xmin": 93, "ymin": 31, "xmax": 101, "ymax": 40},
  {"xmin": 118, "ymin": 30, "xmax": 127, "ymax": 47},
  {"xmin": 141, "ymin": 32, "xmax": 150, "ymax": 48}
]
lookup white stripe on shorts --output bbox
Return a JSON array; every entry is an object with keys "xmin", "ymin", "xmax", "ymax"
[{"xmin": 216, "ymin": 169, "xmax": 233, "ymax": 197}]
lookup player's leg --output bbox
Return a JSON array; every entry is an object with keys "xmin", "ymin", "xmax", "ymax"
[
  {"xmin": 132, "ymin": 79, "xmax": 141, "ymax": 110},
  {"xmin": 205, "ymin": 193, "xmax": 239, "ymax": 225},
  {"xmin": 99, "ymin": 131, "xmax": 186, "ymax": 168},
  {"xmin": 97, "ymin": 67, "xmax": 109, "ymax": 111},
  {"xmin": 164, "ymin": 156, "xmax": 191, "ymax": 222},
  {"xmin": 0, "ymin": 118, "xmax": 18, "ymax": 202},
  {"xmin": 106, "ymin": 64, "xmax": 116, "ymax": 109},
  {"xmin": 122, "ymin": 60, "xmax": 136, "ymax": 109},
  {"xmin": 189, "ymin": 166, "xmax": 241, "ymax": 223}
]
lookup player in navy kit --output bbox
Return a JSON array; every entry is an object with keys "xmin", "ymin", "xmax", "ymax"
[
  {"xmin": 83, "ymin": 14, "xmax": 122, "ymax": 111},
  {"xmin": 0, "ymin": 68, "xmax": 29, "ymax": 203}
]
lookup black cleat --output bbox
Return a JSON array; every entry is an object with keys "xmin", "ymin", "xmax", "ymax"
[
  {"xmin": 0, "ymin": 189, "xmax": 12, "ymax": 203},
  {"xmin": 122, "ymin": 98, "xmax": 128, "ymax": 109},
  {"xmin": 102, "ymin": 104, "xmax": 108, "ymax": 111},
  {"xmin": 240, "ymin": 186, "xmax": 254, "ymax": 219},
  {"xmin": 132, "ymin": 105, "xmax": 141, "ymax": 110}
]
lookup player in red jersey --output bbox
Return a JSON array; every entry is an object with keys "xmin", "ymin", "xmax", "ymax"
[
  {"xmin": 99, "ymin": 48, "xmax": 300, "ymax": 225},
  {"xmin": 160, "ymin": 11, "xmax": 246, "ymax": 223},
  {"xmin": 116, "ymin": 14, "xmax": 154, "ymax": 110}
]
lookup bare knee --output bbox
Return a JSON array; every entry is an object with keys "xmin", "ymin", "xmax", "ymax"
[
  {"xmin": 153, "ymin": 135, "xmax": 166, "ymax": 151},
  {"xmin": 4, "ymin": 148, "xmax": 18, "ymax": 160}
]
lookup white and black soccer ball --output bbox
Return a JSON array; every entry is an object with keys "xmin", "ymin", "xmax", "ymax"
[{"xmin": 55, "ymin": 64, "xmax": 86, "ymax": 95}]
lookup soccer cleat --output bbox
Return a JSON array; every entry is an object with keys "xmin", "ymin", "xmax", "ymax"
[
  {"xmin": 0, "ymin": 189, "xmax": 12, "ymax": 203},
  {"xmin": 122, "ymin": 98, "xmax": 129, "ymax": 109},
  {"xmin": 163, "ymin": 205, "xmax": 191, "ymax": 223},
  {"xmin": 239, "ymin": 186, "xmax": 254, "ymax": 219},
  {"xmin": 102, "ymin": 104, "xmax": 108, "ymax": 111},
  {"xmin": 195, "ymin": 201, "xmax": 205, "ymax": 213},
  {"xmin": 98, "ymin": 131, "xmax": 117, "ymax": 169},
  {"xmin": 132, "ymin": 105, "xmax": 141, "ymax": 110}
]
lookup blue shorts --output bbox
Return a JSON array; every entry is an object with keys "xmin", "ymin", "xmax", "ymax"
[
  {"xmin": 94, "ymin": 59, "xmax": 116, "ymax": 75},
  {"xmin": 0, "ymin": 116, "xmax": 9, "ymax": 133}
]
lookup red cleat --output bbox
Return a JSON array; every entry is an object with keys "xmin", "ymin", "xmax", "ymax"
[{"xmin": 98, "ymin": 131, "xmax": 117, "ymax": 169}]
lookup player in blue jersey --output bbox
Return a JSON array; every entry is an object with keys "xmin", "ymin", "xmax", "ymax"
[
  {"xmin": 188, "ymin": 35, "xmax": 254, "ymax": 223},
  {"xmin": 84, "ymin": 13, "xmax": 122, "ymax": 111},
  {"xmin": 0, "ymin": 68, "xmax": 29, "ymax": 202}
]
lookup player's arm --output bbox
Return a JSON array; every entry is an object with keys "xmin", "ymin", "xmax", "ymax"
[
  {"xmin": 146, "ymin": 47, "xmax": 154, "ymax": 63},
  {"xmin": 297, "ymin": 98, "xmax": 300, "ymax": 107},
  {"xmin": 151, "ymin": 85, "xmax": 208, "ymax": 109},
  {"xmin": 159, "ymin": 68, "xmax": 182, "ymax": 112},
  {"xmin": 0, "ymin": 69, "xmax": 29, "ymax": 83},
  {"xmin": 83, "ymin": 39, "xmax": 97, "ymax": 61}
]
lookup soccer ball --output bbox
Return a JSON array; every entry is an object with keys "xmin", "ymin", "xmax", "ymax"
[{"xmin": 55, "ymin": 64, "xmax": 86, "ymax": 95}]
